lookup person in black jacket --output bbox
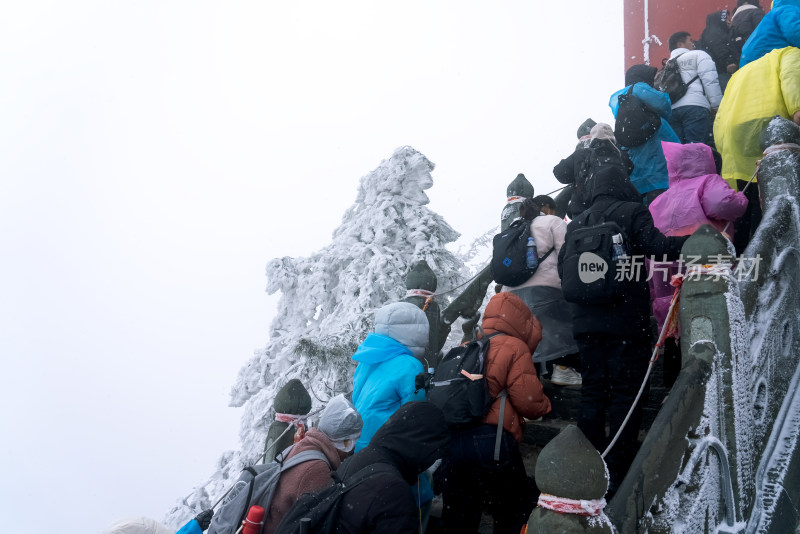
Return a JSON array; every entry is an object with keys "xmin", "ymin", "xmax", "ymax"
[
  {"xmin": 557, "ymin": 165, "xmax": 689, "ymax": 496},
  {"xmin": 334, "ymin": 401, "xmax": 449, "ymax": 534},
  {"xmin": 697, "ymin": 10, "xmax": 739, "ymax": 91},
  {"xmin": 553, "ymin": 123, "xmax": 637, "ymax": 217},
  {"xmin": 729, "ymin": 0, "xmax": 765, "ymax": 65}
]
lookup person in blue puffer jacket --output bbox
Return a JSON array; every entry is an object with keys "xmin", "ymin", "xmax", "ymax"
[
  {"xmin": 609, "ymin": 64, "xmax": 681, "ymax": 205},
  {"xmin": 740, "ymin": 0, "xmax": 800, "ymax": 67},
  {"xmin": 351, "ymin": 301, "xmax": 430, "ymax": 524}
]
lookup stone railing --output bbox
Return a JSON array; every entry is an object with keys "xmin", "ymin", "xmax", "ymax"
[{"xmin": 602, "ymin": 117, "xmax": 800, "ymax": 533}]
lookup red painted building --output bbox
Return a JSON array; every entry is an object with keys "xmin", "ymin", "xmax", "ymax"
[{"xmin": 623, "ymin": 0, "xmax": 772, "ymax": 71}]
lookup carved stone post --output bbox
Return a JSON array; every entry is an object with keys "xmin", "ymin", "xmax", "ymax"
[
  {"xmin": 403, "ymin": 260, "xmax": 446, "ymax": 367},
  {"xmin": 757, "ymin": 116, "xmax": 800, "ymax": 211},
  {"xmin": 501, "ymin": 173, "xmax": 535, "ymax": 231},
  {"xmin": 527, "ymin": 425, "xmax": 614, "ymax": 533},
  {"xmin": 263, "ymin": 379, "xmax": 312, "ymax": 463},
  {"xmin": 679, "ymin": 225, "xmax": 747, "ymax": 516}
]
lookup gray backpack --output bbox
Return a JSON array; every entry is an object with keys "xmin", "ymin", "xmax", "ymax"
[{"xmin": 207, "ymin": 446, "xmax": 330, "ymax": 534}]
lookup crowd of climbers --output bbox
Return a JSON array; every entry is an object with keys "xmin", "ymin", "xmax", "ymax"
[{"xmin": 104, "ymin": 3, "xmax": 800, "ymax": 534}]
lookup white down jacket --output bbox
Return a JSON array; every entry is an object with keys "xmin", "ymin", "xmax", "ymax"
[{"xmin": 669, "ymin": 48, "xmax": 723, "ymax": 110}]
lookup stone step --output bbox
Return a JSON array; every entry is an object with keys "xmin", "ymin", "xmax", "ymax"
[
  {"xmin": 541, "ymin": 379, "xmax": 581, "ymax": 420},
  {"xmin": 537, "ymin": 379, "xmax": 670, "ymax": 435},
  {"xmin": 524, "ymin": 417, "xmax": 574, "ymax": 449}
]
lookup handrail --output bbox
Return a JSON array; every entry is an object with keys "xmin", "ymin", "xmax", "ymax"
[{"xmin": 680, "ymin": 436, "xmax": 736, "ymax": 529}]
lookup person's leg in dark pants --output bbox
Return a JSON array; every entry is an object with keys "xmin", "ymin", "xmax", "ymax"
[
  {"xmin": 440, "ymin": 428, "xmax": 484, "ymax": 533},
  {"xmin": 577, "ymin": 335, "xmax": 650, "ymax": 492},
  {"xmin": 680, "ymin": 105, "xmax": 711, "ymax": 144},
  {"xmin": 667, "ymin": 112, "xmax": 685, "ymax": 145},
  {"xmin": 605, "ymin": 336, "xmax": 650, "ymax": 490},
  {"xmin": 733, "ymin": 178, "xmax": 762, "ymax": 256},
  {"xmin": 483, "ymin": 431, "xmax": 532, "ymax": 534},
  {"xmin": 577, "ymin": 335, "xmax": 611, "ymax": 452},
  {"xmin": 669, "ymin": 106, "xmax": 711, "ymax": 144},
  {"xmin": 441, "ymin": 425, "xmax": 532, "ymax": 534}
]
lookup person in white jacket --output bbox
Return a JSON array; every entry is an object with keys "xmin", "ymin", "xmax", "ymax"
[
  {"xmin": 502, "ymin": 196, "xmax": 581, "ymax": 386},
  {"xmin": 665, "ymin": 31, "xmax": 723, "ymax": 144}
]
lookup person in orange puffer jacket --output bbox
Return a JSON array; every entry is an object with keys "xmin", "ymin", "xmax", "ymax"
[{"xmin": 440, "ymin": 292, "xmax": 551, "ymax": 534}]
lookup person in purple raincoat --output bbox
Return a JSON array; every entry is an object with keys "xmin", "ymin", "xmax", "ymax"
[{"xmin": 648, "ymin": 141, "xmax": 748, "ymax": 386}]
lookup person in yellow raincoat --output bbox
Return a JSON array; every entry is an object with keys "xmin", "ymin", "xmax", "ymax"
[{"xmin": 713, "ymin": 46, "xmax": 800, "ymax": 253}]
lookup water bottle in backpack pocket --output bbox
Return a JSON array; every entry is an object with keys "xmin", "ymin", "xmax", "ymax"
[
  {"xmin": 491, "ymin": 219, "xmax": 554, "ymax": 286},
  {"xmin": 207, "ymin": 447, "xmax": 330, "ymax": 534},
  {"xmin": 561, "ymin": 201, "xmax": 632, "ymax": 304}
]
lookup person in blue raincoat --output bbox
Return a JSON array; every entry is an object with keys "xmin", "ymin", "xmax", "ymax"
[
  {"xmin": 351, "ymin": 301, "xmax": 432, "ymax": 524},
  {"xmin": 740, "ymin": 0, "xmax": 800, "ymax": 67},
  {"xmin": 103, "ymin": 511, "xmax": 212, "ymax": 534},
  {"xmin": 609, "ymin": 64, "xmax": 681, "ymax": 205},
  {"xmin": 176, "ymin": 512, "xmax": 212, "ymax": 534}
]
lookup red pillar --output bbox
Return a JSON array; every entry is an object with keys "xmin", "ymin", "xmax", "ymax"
[{"xmin": 622, "ymin": 0, "xmax": 769, "ymax": 72}]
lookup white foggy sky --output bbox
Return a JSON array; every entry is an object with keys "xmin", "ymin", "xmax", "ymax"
[{"xmin": 0, "ymin": 2, "xmax": 623, "ymax": 533}]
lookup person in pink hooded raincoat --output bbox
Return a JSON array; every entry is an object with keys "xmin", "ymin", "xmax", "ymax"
[{"xmin": 648, "ymin": 141, "xmax": 748, "ymax": 386}]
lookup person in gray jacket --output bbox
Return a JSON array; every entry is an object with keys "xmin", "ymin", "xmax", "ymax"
[{"xmin": 665, "ymin": 31, "xmax": 723, "ymax": 145}]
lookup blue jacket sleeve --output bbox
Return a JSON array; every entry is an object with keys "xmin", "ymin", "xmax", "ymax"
[
  {"xmin": 396, "ymin": 357, "xmax": 425, "ymax": 404},
  {"xmin": 632, "ymin": 83, "xmax": 674, "ymax": 118},
  {"xmin": 609, "ymin": 83, "xmax": 673, "ymax": 119},
  {"xmin": 777, "ymin": 8, "xmax": 800, "ymax": 49},
  {"xmin": 177, "ymin": 519, "xmax": 203, "ymax": 534},
  {"xmin": 609, "ymin": 87, "xmax": 624, "ymax": 117}
]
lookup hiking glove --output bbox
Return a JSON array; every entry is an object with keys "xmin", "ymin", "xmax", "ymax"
[{"xmin": 195, "ymin": 509, "xmax": 214, "ymax": 530}]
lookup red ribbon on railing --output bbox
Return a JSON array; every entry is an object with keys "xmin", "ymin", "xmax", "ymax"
[{"xmin": 537, "ymin": 493, "xmax": 607, "ymax": 517}]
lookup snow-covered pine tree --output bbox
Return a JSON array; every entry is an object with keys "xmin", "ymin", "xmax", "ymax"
[{"xmin": 165, "ymin": 146, "xmax": 467, "ymax": 526}]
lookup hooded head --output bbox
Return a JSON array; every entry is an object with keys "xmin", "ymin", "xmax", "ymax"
[
  {"xmin": 588, "ymin": 123, "xmax": 622, "ymax": 158},
  {"xmin": 625, "ymin": 64, "xmax": 657, "ymax": 87},
  {"xmin": 586, "ymin": 166, "xmax": 642, "ymax": 205},
  {"xmin": 317, "ymin": 394, "xmax": 363, "ymax": 452},
  {"xmin": 662, "ymin": 142, "xmax": 717, "ymax": 184},
  {"xmin": 368, "ymin": 401, "xmax": 450, "ymax": 483},
  {"xmin": 589, "ymin": 123, "xmax": 616, "ymax": 144},
  {"xmin": 481, "ymin": 292, "xmax": 541, "ymax": 351},
  {"xmin": 374, "ymin": 302, "xmax": 429, "ymax": 358}
]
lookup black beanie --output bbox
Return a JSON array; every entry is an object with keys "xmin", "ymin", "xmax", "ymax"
[
  {"xmin": 577, "ymin": 118, "xmax": 597, "ymax": 139},
  {"xmin": 625, "ymin": 64, "xmax": 658, "ymax": 87}
]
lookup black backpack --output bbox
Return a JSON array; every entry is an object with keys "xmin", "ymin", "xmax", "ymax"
[
  {"xmin": 491, "ymin": 219, "xmax": 554, "ymax": 286},
  {"xmin": 207, "ymin": 447, "xmax": 330, "ymax": 534},
  {"xmin": 274, "ymin": 463, "xmax": 398, "ymax": 534},
  {"xmin": 614, "ymin": 84, "xmax": 661, "ymax": 147},
  {"xmin": 560, "ymin": 201, "xmax": 631, "ymax": 304},
  {"xmin": 654, "ymin": 54, "xmax": 700, "ymax": 104},
  {"xmin": 426, "ymin": 328, "xmax": 509, "ymax": 461}
]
